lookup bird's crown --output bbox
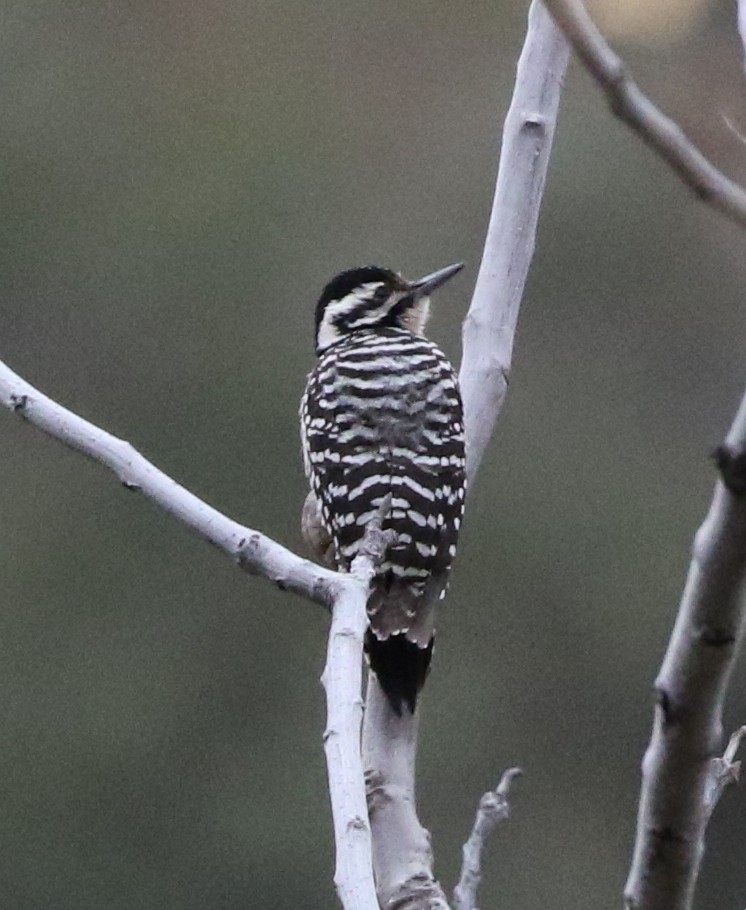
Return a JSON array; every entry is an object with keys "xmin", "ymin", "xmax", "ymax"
[{"xmin": 314, "ymin": 263, "xmax": 463, "ymax": 354}]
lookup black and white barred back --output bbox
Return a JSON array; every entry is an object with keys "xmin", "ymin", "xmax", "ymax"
[{"xmin": 300, "ymin": 264, "xmax": 466, "ymax": 714}]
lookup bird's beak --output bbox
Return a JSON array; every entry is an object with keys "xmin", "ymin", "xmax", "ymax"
[{"xmin": 410, "ymin": 262, "xmax": 464, "ymax": 296}]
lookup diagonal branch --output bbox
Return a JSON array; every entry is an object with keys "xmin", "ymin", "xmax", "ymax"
[
  {"xmin": 541, "ymin": 0, "xmax": 746, "ymax": 231},
  {"xmin": 0, "ymin": 360, "xmax": 338, "ymax": 606},
  {"xmin": 0, "ymin": 357, "xmax": 379, "ymax": 910},
  {"xmin": 624, "ymin": 389, "xmax": 746, "ymax": 910},
  {"xmin": 524, "ymin": 4, "xmax": 746, "ymax": 909}
]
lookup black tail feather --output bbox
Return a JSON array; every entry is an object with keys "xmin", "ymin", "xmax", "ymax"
[{"xmin": 365, "ymin": 631, "xmax": 434, "ymax": 715}]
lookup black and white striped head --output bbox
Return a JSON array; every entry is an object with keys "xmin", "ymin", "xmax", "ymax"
[{"xmin": 314, "ymin": 263, "xmax": 463, "ymax": 354}]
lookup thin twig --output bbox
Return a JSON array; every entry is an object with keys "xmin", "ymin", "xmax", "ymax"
[
  {"xmin": 542, "ymin": 0, "xmax": 746, "ymax": 231},
  {"xmin": 625, "ymin": 390, "xmax": 746, "ymax": 910},
  {"xmin": 453, "ymin": 768, "xmax": 522, "ymax": 910},
  {"xmin": 703, "ymin": 724, "xmax": 746, "ymax": 823}
]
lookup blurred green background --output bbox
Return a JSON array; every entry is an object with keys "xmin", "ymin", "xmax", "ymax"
[{"xmin": 2, "ymin": 0, "xmax": 746, "ymax": 907}]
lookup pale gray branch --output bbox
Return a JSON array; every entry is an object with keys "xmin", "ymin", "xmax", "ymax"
[
  {"xmin": 703, "ymin": 724, "xmax": 746, "ymax": 822},
  {"xmin": 738, "ymin": 0, "xmax": 746, "ymax": 75},
  {"xmin": 542, "ymin": 0, "xmax": 746, "ymax": 230},
  {"xmin": 453, "ymin": 768, "xmax": 522, "ymax": 910},
  {"xmin": 0, "ymin": 357, "xmax": 380, "ymax": 910},
  {"xmin": 624, "ymin": 390, "xmax": 746, "ymax": 910},
  {"xmin": 323, "ymin": 501, "xmax": 394, "ymax": 910},
  {"xmin": 0, "ymin": 360, "xmax": 338, "ymax": 605},
  {"xmin": 460, "ymin": 0, "xmax": 570, "ymax": 486},
  {"xmin": 361, "ymin": 5, "xmax": 569, "ymax": 908},
  {"xmin": 362, "ymin": 677, "xmax": 450, "ymax": 910},
  {"xmin": 2, "ymin": 8, "xmax": 572, "ymax": 907}
]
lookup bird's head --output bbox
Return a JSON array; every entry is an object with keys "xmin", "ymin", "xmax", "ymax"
[{"xmin": 313, "ymin": 262, "xmax": 463, "ymax": 354}]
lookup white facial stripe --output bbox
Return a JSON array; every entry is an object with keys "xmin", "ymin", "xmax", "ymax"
[
  {"xmin": 316, "ymin": 320, "xmax": 342, "ymax": 352},
  {"xmin": 324, "ymin": 283, "xmax": 381, "ymax": 322},
  {"xmin": 317, "ymin": 282, "xmax": 385, "ymax": 351},
  {"xmin": 399, "ymin": 297, "xmax": 430, "ymax": 336}
]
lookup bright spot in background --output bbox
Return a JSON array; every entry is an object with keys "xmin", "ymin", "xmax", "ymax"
[{"xmin": 590, "ymin": 0, "xmax": 714, "ymax": 40}]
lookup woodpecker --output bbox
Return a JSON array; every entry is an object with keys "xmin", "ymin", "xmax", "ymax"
[{"xmin": 300, "ymin": 263, "xmax": 466, "ymax": 714}]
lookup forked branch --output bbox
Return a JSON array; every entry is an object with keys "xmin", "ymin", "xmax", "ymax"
[
  {"xmin": 323, "ymin": 498, "xmax": 395, "ymax": 910},
  {"xmin": 2, "ymin": 5, "xmax": 572, "ymax": 909},
  {"xmin": 0, "ymin": 359, "xmax": 379, "ymax": 910}
]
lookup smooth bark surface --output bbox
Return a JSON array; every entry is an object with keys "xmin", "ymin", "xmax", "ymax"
[
  {"xmin": 0, "ymin": 358, "xmax": 381, "ymax": 910},
  {"xmin": 625, "ymin": 390, "xmax": 746, "ymax": 910},
  {"xmin": 460, "ymin": 0, "xmax": 570, "ymax": 486}
]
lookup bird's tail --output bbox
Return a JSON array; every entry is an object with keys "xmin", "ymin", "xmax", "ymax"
[{"xmin": 364, "ymin": 631, "xmax": 434, "ymax": 715}]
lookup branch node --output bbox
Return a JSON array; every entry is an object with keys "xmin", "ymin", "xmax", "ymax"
[
  {"xmin": 649, "ymin": 825, "xmax": 687, "ymax": 847},
  {"xmin": 705, "ymin": 724, "xmax": 746, "ymax": 816},
  {"xmin": 10, "ymin": 393, "xmax": 28, "ymax": 414},
  {"xmin": 236, "ymin": 533, "xmax": 263, "ymax": 567},
  {"xmin": 350, "ymin": 493, "xmax": 394, "ymax": 581},
  {"xmin": 654, "ymin": 686, "xmax": 681, "ymax": 727},
  {"xmin": 522, "ymin": 111, "xmax": 547, "ymax": 132},
  {"xmin": 698, "ymin": 624, "xmax": 736, "ymax": 648},
  {"xmin": 713, "ymin": 443, "xmax": 746, "ymax": 496}
]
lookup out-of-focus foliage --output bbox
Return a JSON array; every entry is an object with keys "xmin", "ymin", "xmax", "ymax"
[{"xmin": 1, "ymin": 1, "xmax": 745, "ymax": 908}]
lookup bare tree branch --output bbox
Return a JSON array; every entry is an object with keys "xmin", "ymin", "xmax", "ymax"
[
  {"xmin": 2, "ymin": 7, "xmax": 571, "ymax": 907},
  {"xmin": 703, "ymin": 724, "xmax": 746, "ymax": 823},
  {"xmin": 0, "ymin": 361, "xmax": 338, "ymax": 605},
  {"xmin": 541, "ymin": 0, "xmax": 746, "ymax": 231},
  {"xmin": 0, "ymin": 358, "xmax": 382, "ymax": 910},
  {"xmin": 453, "ymin": 768, "xmax": 522, "ymax": 910},
  {"xmin": 624, "ymin": 390, "xmax": 746, "ymax": 910},
  {"xmin": 460, "ymin": 0, "xmax": 570, "ymax": 485},
  {"xmin": 357, "ymin": 5, "xmax": 569, "ymax": 909},
  {"xmin": 323, "ymin": 501, "xmax": 395, "ymax": 910},
  {"xmin": 363, "ymin": 678, "xmax": 450, "ymax": 910}
]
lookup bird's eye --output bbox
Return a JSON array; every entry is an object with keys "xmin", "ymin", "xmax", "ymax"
[
  {"xmin": 386, "ymin": 293, "xmax": 415, "ymax": 322},
  {"xmin": 371, "ymin": 284, "xmax": 390, "ymax": 306}
]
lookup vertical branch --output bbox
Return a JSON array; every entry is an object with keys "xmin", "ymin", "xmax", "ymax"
[
  {"xmin": 362, "ymin": 679, "xmax": 449, "ymax": 910},
  {"xmin": 322, "ymin": 576, "xmax": 379, "ymax": 910},
  {"xmin": 322, "ymin": 504, "xmax": 395, "ymax": 910},
  {"xmin": 460, "ymin": 0, "xmax": 570, "ymax": 484},
  {"xmin": 362, "ymin": 5, "xmax": 569, "ymax": 909},
  {"xmin": 624, "ymin": 389, "xmax": 746, "ymax": 910}
]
